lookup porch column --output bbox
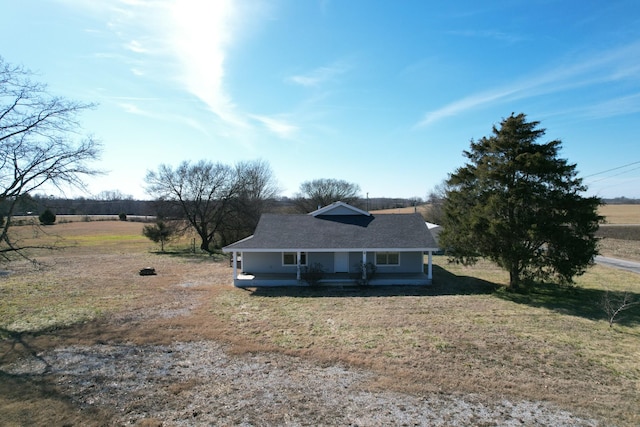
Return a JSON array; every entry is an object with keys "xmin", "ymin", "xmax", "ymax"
[
  {"xmin": 362, "ymin": 251, "xmax": 367, "ymax": 280},
  {"xmin": 232, "ymin": 251, "xmax": 238, "ymax": 282},
  {"xmin": 296, "ymin": 251, "xmax": 301, "ymax": 281},
  {"xmin": 427, "ymin": 251, "xmax": 433, "ymax": 280}
]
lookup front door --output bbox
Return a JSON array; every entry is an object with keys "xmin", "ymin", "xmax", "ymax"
[{"xmin": 334, "ymin": 252, "xmax": 349, "ymax": 273}]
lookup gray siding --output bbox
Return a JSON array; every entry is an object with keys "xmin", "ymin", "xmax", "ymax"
[
  {"xmin": 373, "ymin": 251, "xmax": 424, "ymax": 273},
  {"xmin": 320, "ymin": 205, "xmax": 364, "ymax": 215},
  {"xmin": 308, "ymin": 252, "xmax": 334, "ymax": 271},
  {"xmin": 242, "ymin": 252, "xmax": 294, "ymax": 274},
  {"xmin": 242, "ymin": 251, "xmax": 425, "ymax": 275}
]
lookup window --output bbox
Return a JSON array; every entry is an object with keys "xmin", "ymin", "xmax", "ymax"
[
  {"xmin": 376, "ymin": 251, "xmax": 399, "ymax": 266},
  {"xmin": 283, "ymin": 252, "xmax": 307, "ymax": 266}
]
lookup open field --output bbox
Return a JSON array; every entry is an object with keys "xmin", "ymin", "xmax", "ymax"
[
  {"xmin": 374, "ymin": 203, "xmax": 640, "ymax": 224},
  {"xmin": 371, "ymin": 205, "xmax": 430, "ymax": 216},
  {"xmin": 375, "ymin": 204, "xmax": 640, "ymax": 261},
  {"xmin": 599, "ymin": 204, "xmax": 640, "ymax": 225},
  {"xmin": 0, "ymin": 220, "xmax": 639, "ymax": 425}
]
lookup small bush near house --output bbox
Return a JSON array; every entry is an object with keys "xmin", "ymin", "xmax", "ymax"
[
  {"xmin": 301, "ymin": 262, "xmax": 325, "ymax": 286},
  {"xmin": 356, "ymin": 261, "xmax": 377, "ymax": 286}
]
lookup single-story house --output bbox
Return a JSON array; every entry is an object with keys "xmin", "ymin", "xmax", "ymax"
[{"xmin": 222, "ymin": 201, "xmax": 440, "ymax": 287}]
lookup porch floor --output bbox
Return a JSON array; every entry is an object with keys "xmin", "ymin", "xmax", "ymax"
[{"xmin": 234, "ymin": 272, "xmax": 431, "ymax": 287}]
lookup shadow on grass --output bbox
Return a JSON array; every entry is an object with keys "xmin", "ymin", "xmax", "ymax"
[
  {"xmin": 0, "ymin": 327, "xmax": 106, "ymax": 424},
  {"xmin": 0, "ymin": 370, "xmax": 102, "ymax": 424},
  {"xmin": 247, "ymin": 265, "xmax": 499, "ymax": 298},
  {"xmin": 246, "ymin": 265, "xmax": 640, "ymax": 327},
  {"xmin": 494, "ymin": 283, "xmax": 640, "ymax": 327},
  {"xmin": 149, "ymin": 250, "xmax": 227, "ymax": 262},
  {"xmin": 0, "ymin": 327, "xmax": 59, "ymax": 374}
]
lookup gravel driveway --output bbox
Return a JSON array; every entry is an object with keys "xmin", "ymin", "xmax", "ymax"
[{"xmin": 4, "ymin": 340, "xmax": 600, "ymax": 426}]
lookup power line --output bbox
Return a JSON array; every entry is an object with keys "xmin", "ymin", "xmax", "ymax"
[
  {"xmin": 587, "ymin": 165, "xmax": 640, "ymax": 184},
  {"xmin": 582, "ymin": 160, "xmax": 640, "ymax": 179}
]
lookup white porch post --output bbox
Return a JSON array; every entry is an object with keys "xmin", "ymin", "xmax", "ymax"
[
  {"xmin": 232, "ymin": 251, "xmax": 238, "ymax": 283},
  {"xmin": 296, "ymin": 251, "xmax": 301, "ymax": 281},
  {"xmin": 427, "ymin": 251, "xmax": 433, "ymax": 280},
  {"xmin": 362, "ymin": 251, "xmax": 367, "ymax": 280}
]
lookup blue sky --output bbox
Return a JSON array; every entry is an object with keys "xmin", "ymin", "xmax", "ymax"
[{"xmin": 1, "ymin": 0, "xmax": 640, "ymax": 200}]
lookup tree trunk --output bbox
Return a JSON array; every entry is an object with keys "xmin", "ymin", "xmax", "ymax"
[{"xmin": 508, "ymin": 265, "xmax": 520, "ymax": 290}]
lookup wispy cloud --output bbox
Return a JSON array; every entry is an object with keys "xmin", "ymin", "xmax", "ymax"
[
  {"xmin": 118, "ymin": 102, "xmax": 148, "ymax": 116},
  {"xmin": 166, "ymin": 0, "xmax": 248, "ymax": 128},
  {"xmin": 250, "ymin": 114, "xmax": 299, "ymax": 139},
  {"xmin": 416, "ymin": 41, "xmax": 640, "ymax": 127},
  {"xmin": 61, "ymin": 0, "xmax": 263, "ymax": 130},
  {"xmin": 579, "ymin": 92, "xmax": 640, "ymax": 119},
  {"xmin": 447, "ymin": 29, "xmax": 525, "ymax": 44},
  {"xmin": 117, "ymin": 100, "xmax": 210, "ymax": 135},
  {"xmin": 288, "ymin": 61, "xmax": 351, "ymax": 87},
  {"xmin": 124, "ymin": 39, "xmax": 150, "ymax": 54}
]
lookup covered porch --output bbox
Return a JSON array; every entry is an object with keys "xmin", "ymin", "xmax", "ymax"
[
  {"xmin": 228, "ymin": 250, "xmax": 435, "ymax": 287},
  {"xmin": 232, "ymin": 271, "xmax": 432, "ymax": 287}
]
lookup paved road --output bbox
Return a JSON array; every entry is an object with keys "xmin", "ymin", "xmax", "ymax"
[{"xmin": 595, "ymin": 256, "xmax": 640, "ymax": 274}]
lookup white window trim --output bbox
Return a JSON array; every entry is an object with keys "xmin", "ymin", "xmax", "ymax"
[
  {"xmin": 283, "ymin": 251, "xmax": 307, "ymax": 266},
  {"xmin": 375, "ymin": 251, "xmax": 400, "ymax": 266}
]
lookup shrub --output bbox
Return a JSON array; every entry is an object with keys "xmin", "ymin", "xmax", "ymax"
[
  {"xmin": 118, "ymin": 213, "xmax": 127, "ymax": 221},
  {"xmin": 301, "ymin": 262, "xmax": 325, "ymax": 286},
  {"xmin": 39, "ymin": 209, "xmax": 56, "ymax": 225},
  {"xmin": 356, "ymin": 261, "xmax": 377, "ymax": 286},
  {"xmin": 142, "ymin": 221, "xmax": 176, "ymax": 252}
]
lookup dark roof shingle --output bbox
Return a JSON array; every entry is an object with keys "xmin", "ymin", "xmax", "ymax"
[{"xmin": 224, "ymin": 213, "xmax": 438, "ymax": 251}]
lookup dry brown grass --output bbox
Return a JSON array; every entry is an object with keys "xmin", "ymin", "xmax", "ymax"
[
  {"xmin": 374, "ymin": 203, "xmax": 640, "ymax": 224},
  {"xmin": 599, "ymin": 238, "xmax": 640, "ymax": 262},
  {"xmin": 1, "ymin": 220, "xmax": 639, "ymax": 425},
  {"xmin": 371, "ymin": 205, "xmax": 430, "ymax": 215},
  {"xmin": 599, "ymin": 204, "xmax": 640, "ymax": 225},
  {"xmin": 193, "ymin": 259, "xmax": 640, "ymax": 425}
]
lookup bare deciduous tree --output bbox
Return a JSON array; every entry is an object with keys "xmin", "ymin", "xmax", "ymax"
[
  {"xmin": 220, "ymin": 159, "xmax": 280, "ymax": 246},
  {"xmin": 145, "ymin": 160, "xmax": 235, "ymax": 253},
  {"xmin": 294, "ymin": 178, "xmax": 361, "ymax": 213},
  {"xmin": 424, "ymin": 180, "xmax": 447, "ymax": 224},
  {"xmin": 602, "ymin": 290, "xmax": 639, "ymax": 327},
  {"xmin": 0, "ymin": 57, "xmax": 102, "ymax": 259},
  {"xmin": 145, "ymin": 159, "xmax": 279, "ymax": 252}
]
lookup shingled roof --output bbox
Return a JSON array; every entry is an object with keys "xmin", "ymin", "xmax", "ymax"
[{"xmin": 223, "ymin": 209, "xmax": 439, "ymax": 252}]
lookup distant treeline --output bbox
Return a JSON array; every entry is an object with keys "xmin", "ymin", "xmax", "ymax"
[
  {"xmin": 6, "ymin": 195, "xmax": 634, "ymax": 218},
  {"xmin": 4, "ymin": 195, "xmax": 424, "ymax": 217},
  {"xmin": 602, "ymin": 197, "xmax": 640, "ymax": 205},
  {"xmin": 6, "ymin": 195, "xmax": 157, "ymax": 217}
]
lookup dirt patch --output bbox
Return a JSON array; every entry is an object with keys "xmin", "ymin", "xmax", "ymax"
[{"xmin": 4, "ymin": 340, "xmax": 599, "ymax": 426}]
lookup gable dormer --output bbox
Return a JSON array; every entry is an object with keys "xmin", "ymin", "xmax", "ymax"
[{"xmin": 309, "ymin": 201, "xmax": 371, "ymax": 217}]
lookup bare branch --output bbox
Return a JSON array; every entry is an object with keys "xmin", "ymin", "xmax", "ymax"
[
  {"xmin": 602, "ymin": 290, "xmax": 640, "ymax": 327},
  {"xmin": 0, "ymin": 56, "xmax": 102, "ymax": 260}
]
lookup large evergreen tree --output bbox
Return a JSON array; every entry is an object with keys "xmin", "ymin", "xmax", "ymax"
[{"xmin": 440, "ymin": 113, "xmax": 602, "ymax": 289}]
